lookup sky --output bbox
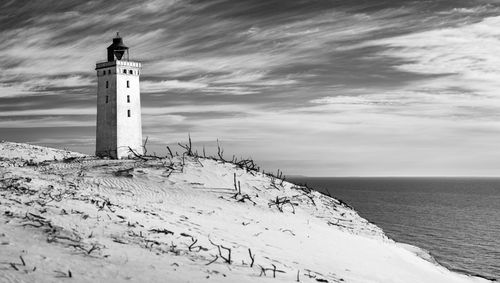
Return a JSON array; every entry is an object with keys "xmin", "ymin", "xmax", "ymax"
[{"xmin": 1, "ymin": 0, "xmax": 500, "ymax": 176}]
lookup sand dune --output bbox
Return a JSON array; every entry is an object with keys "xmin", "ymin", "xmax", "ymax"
[{"xmin": 0, "ymin": 141, "xmax": 491, "ymax": 282}]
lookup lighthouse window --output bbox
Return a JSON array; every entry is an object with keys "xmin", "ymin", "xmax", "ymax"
[
  {"xmin": 129, "ymin": 70, "xmax": 133, "ymax": 74},
  {"xmin": 127, "ymin": 110, "xmax": 131, "ymax": 117},
  {"xmin": 127, "ymin": 80, "xmax": 130, "ymax": 88},
  {"xmin": 108, "ymin": 70, "xmax": 111, "ymax": 74},
  {"xmin": 106, "ymin": 81, "xmax": 108, "ymax": 88},
  {"xmin": 123, "ymin": 69, "xmax": 127, "ymax": 74},
  {"xmin": 127, "ymin": 95, "xmax": 130, "ymax": 103}
]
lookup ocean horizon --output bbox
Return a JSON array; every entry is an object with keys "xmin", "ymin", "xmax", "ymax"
[{"xmin": 288, "ymin": 176, "xmax": 500, "ymax": 280}]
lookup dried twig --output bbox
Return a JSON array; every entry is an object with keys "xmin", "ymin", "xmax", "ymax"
[
  {"xmin": 142, "ymin": 136, "xmax": 149, "ymax": 155},
  {"xmin": 216, "ymin": 139, "xmax": 226, "ymax": 162},
  {"xmin": 272, "ymin": 264, "xmax": 284, "ymax": 278},
  {"xmin": 206, "ymin": 255, "xmax": 219, "ymax": 265},
  {"xmin": 149, "ymin": 228, "xmax": 174, "ymax": 235},
  {"xmin": 188, "ymin": 238, "xmax": 198, "ymax": 251},
  {"xmin": 259, "ymin": 264, "xmax": 285, "ymax": 278},
  {"xmin": 128, "ymin": 146, "xmax": 147, "ymax": 161},
  {"xmin": 233, "ymin": 173, "xmax": 239, "ymax": 193},
  {"xmin": 248, "ymin": 248, "xmax": 255, "ymax": 267},
  {"xmin": 187, "ymin": 238, "xmax": 207, "ymax": 252},
  {"xmin": 259, "ymin": 265, "xmax": 267, "ymax": 276},
  {"xmin": 166, "ymin": 146, "xmax": 174, "ymax": 158},
  {"xmin": 178, "ymin": 134, "xmax": 193, "ymax": 156},
  {"xmin": 209, "ymin": 239, "xmax": 231, "ymax": 264},
  {"xmin": 54, "ymin": 270, "xmax": 72, "ymax": 278},
  {"xmin": 9, "ymin": 263, "xmax": 19, "ymax": 271},
  {"xmin": 19, "ymin": 255, "xmax": 25, "ymax": 266},
  {"xmin": 268, "ymin": 196, "xmax": 298, "ymax": 213}
]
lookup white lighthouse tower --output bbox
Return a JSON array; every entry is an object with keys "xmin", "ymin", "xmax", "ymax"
[{"xmin": 95, "ymin": 33, "xmax": 144, "ymax": 158}]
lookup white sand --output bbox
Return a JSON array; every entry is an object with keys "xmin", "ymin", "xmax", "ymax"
[{"xmin": 0, "ymin": 141, "xmax": 492, "ymax": 282}]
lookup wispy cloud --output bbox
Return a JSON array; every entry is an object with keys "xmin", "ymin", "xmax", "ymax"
[
  {"xmin": 141, "ymin": 80, "xmax": 208, "ymax": 92},
  {"xmin": 3, "ymin": 0, "xmax": 500, "ymax": 175}
]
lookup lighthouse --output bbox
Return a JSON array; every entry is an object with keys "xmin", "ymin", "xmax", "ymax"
[{"xmin": 95, "ymin": 33, "xmax": 144, "ymax": 158}]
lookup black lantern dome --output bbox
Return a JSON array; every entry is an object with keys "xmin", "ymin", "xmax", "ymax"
[{"xmin": 107, "ymin": 32, "xmax": 129, "ymax": 62}]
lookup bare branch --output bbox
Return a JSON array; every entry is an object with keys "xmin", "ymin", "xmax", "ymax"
[
  {"xmin": 166, "ymin": 146, "xmax": 174, "ymax": 158},
  {"xmin": 217, "ymin": 139, "xmax": 226, "ymax": 162},
  {"xmin": 248, "ymin": 248, "xmax": 255, "ymax": 267},
  {"xmin": 178, "ymin": 134, "xmax": 194, "ymax": 156},
  {"xmin": 209, "ymin": 239, "xmax": 231, "ymax": 264},
  {"xmin": 128, "ymin": 146, "xmax": 147, "ymax": 161},
  {"xmin": 149, "ymin": 228, "xmax": 174, "ymax": 235},
  {"xmin": 142, "ymin": 136, "xmax": 149, "ymax": 155},
  {"xmin": 19, "ymin": 255, "xmax": 25, "ymax": 266},
  {"xmin": 206, "ymin": 255, "xmax": 219, "ymax": 266}
]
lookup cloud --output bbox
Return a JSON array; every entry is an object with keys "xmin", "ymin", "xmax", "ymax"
[
  {"xmin": 369, "ymin": 15, "xmax": 500, "ymax": 91},
  {"xmin": 0, "ymin": 108, "xmax": 95, "ymax": 117},
  {"xmin": 0, "ymin": 117, "xmax": 93, "ymax": 128},
  {"xmin": 3, "ymin": 0, "xmax": 500, "ymax": 176},
  {"xmin": 141, "ymin": 80, "xmax": 208, "ymax": 92},
  {"xmin": 321, "ymin": 15, "xmax": 500, "ymax": 128}
]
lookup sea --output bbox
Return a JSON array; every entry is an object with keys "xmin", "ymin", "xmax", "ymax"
[{"xmin": 288, "ymin": 177, "xmax": 500, "ymax": 280}]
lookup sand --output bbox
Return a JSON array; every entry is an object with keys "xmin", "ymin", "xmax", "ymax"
[{"xmin": 0, "ymin": 141, "xmax": 492, "ymax": 282}]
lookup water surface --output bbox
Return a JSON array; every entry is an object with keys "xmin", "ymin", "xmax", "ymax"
[{"xmin": 288, "ymin": 177, "xmax": 500, "ymax": 280}]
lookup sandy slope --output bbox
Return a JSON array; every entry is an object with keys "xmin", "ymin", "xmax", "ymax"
[{"xmin": 0, "ymin": 141, "xmax": 492, "ymax": 283}]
